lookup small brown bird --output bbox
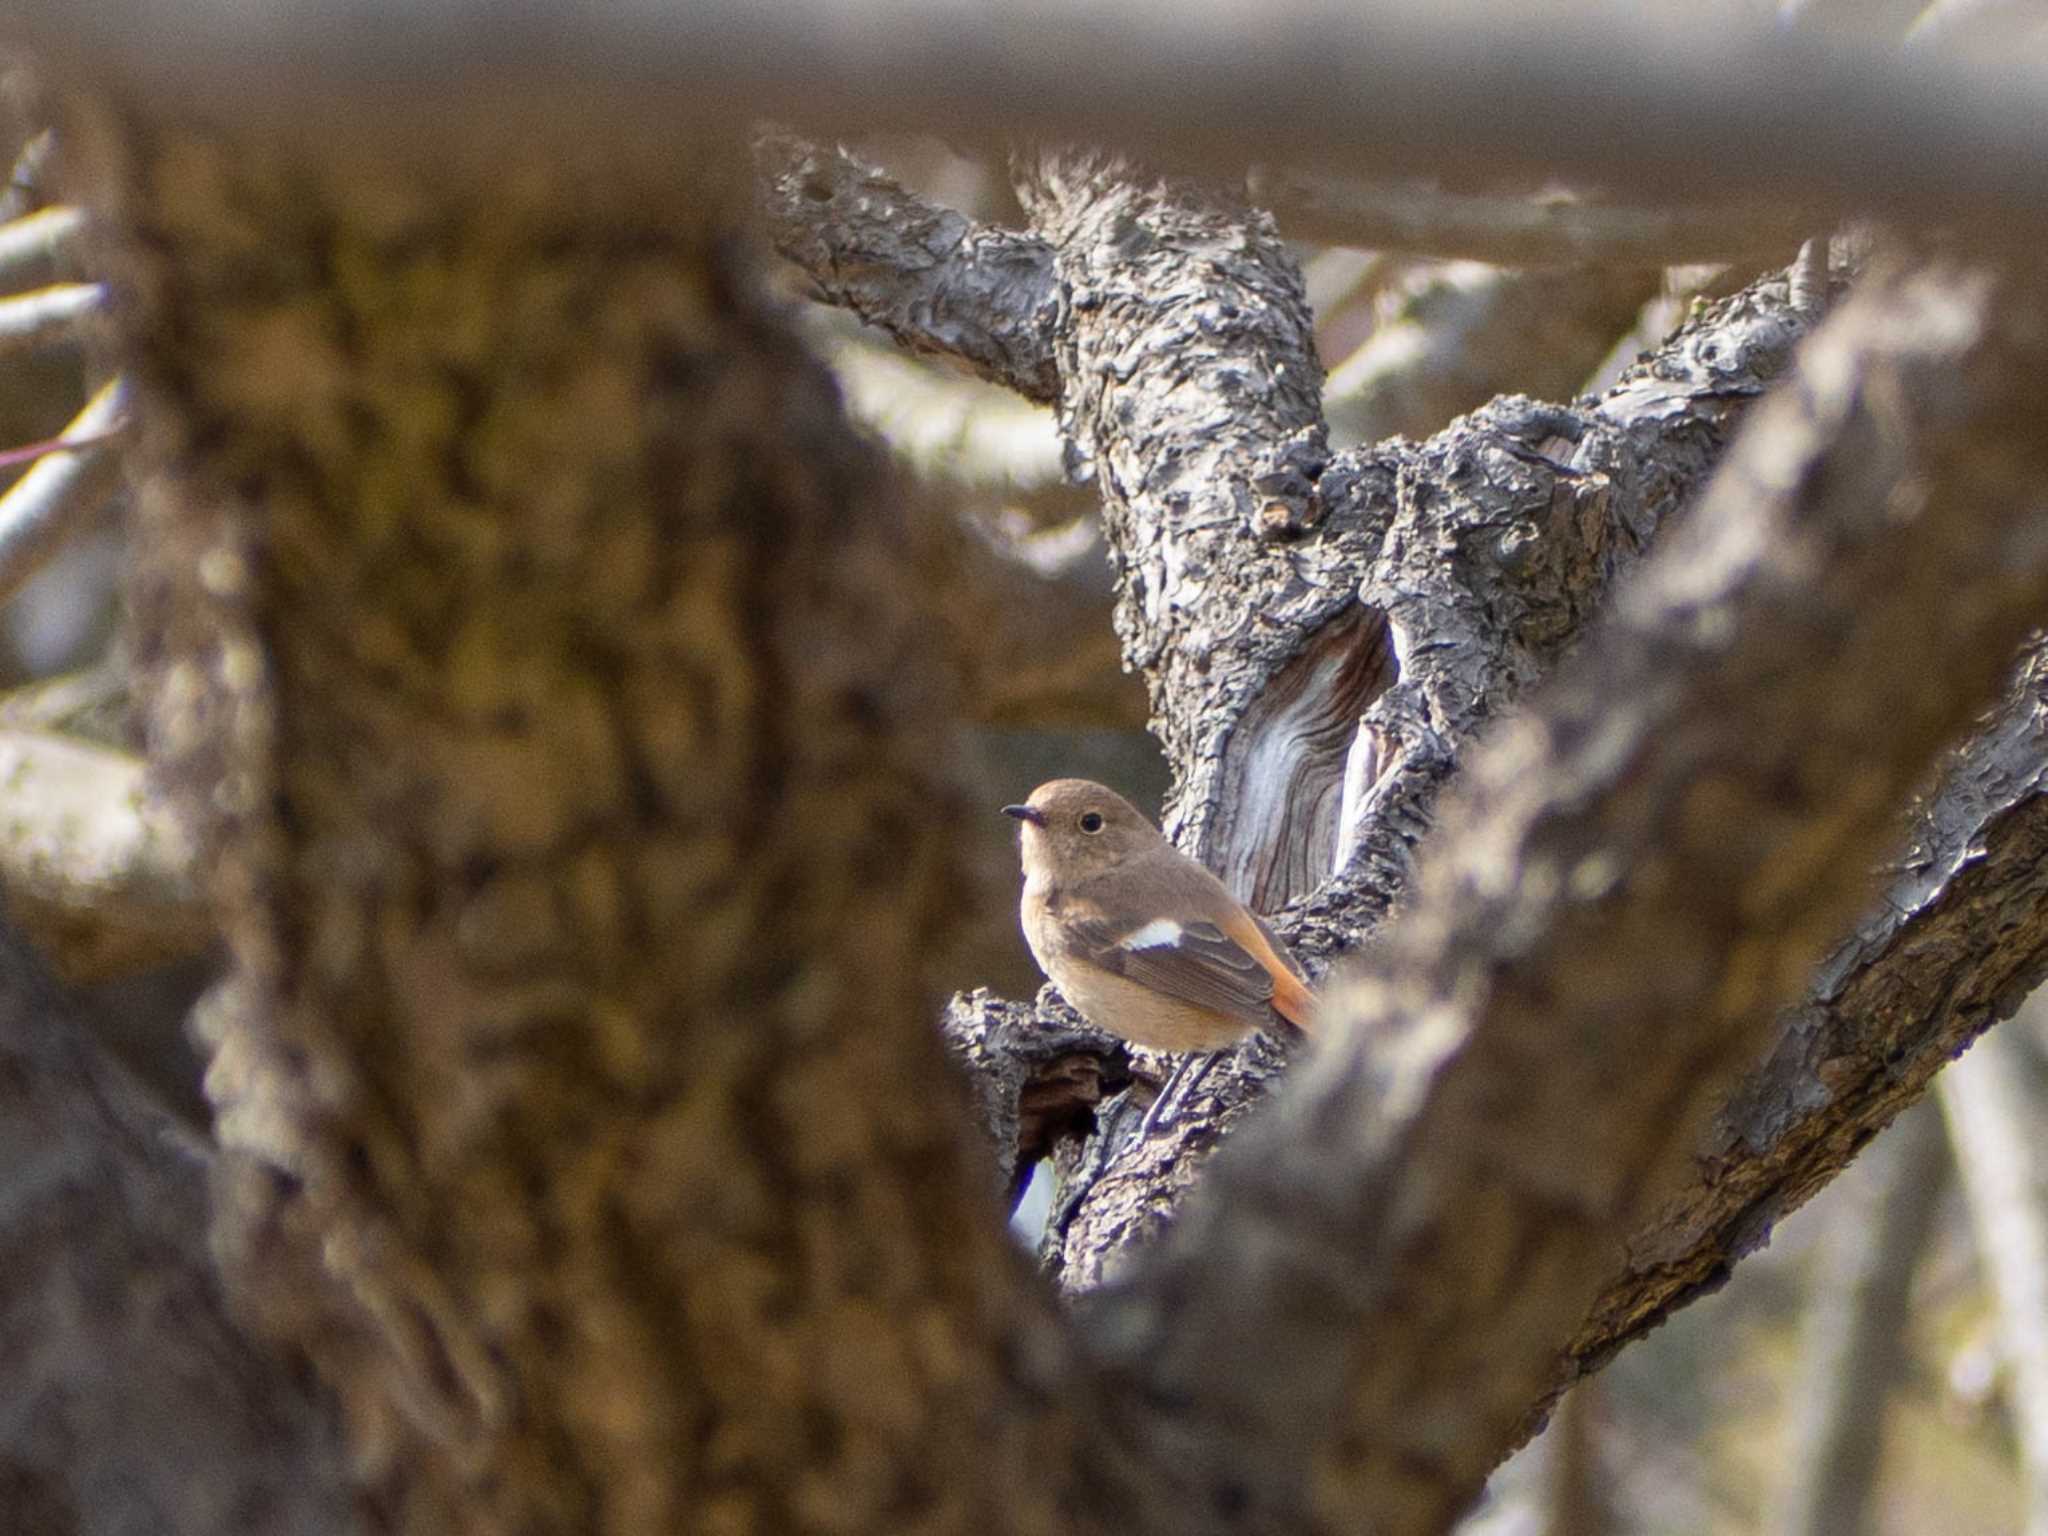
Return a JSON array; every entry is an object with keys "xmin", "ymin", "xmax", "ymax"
[{"xmin": 1002, "ymin": 779, "xmax": 1315, "ymax": 1053}]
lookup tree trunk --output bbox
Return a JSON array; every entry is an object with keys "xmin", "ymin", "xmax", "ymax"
[{"xmin": 69, "ymin": 107, "xmax": 1080, "ymax": 1534}]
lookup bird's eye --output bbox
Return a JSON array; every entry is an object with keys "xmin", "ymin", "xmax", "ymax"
[{"xmin": 1079, "ymin": 811, "xmax": 1105, "ymax": 833}]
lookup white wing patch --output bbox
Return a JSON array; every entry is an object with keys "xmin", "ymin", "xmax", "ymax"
[{"xmin": 1124, "ymin": 918, "xmax": 1184, "ymax": 950}]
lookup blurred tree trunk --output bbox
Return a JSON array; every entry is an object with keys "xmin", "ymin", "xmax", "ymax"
[{"xmin": 62, "ymin": 108, "xmax": 1082, "ymax": 1534}]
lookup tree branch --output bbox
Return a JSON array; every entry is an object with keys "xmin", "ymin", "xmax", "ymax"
[
  {"xmin": 0, "ymin": 279, "xmax": 105, "ymax": 351},
  {"xmin": 0, "ymin": 374, "xmax": 126, "ymax": 606},
  {"xmin": 949, "ymin": 248, "xmax": 1823, "ymax": 1273},
  {"xmin": 27, "ymin": 2, "xmax": 2048, "ymax": 249},
  {"xmin": 1012, "ymin": 148, "xmax": 1330, "ymax": 858},
  {"xmin": 1089, "ymin": 260, "xmax": 2048, "ymax": 1535},
  {"xmin": 0, "ymin": 204, "xmax": 85, "ymax": 287},
  {"xmin": 757, "ymin": 134, "xmax": 1060, "ymax": 403}
]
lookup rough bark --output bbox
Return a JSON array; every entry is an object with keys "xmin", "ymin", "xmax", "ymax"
[
  {"xmin": 0, "ymin": 908, "xmax": 356, "ymax": 1536},
  {"xmin": 976, "ymin": 158, "xmax": 1823, "ymax": 1289},
  {"xmin": 761, "ymin": 126, "xmax": 2048, "ymax": 1529},
  {"xmin": 72, "ymin": 108, "xmax": 1099, "ymax": 1535},
  {"xmin": 756, "ymin": 134, "xmax": 1059, "ymax": 404},
  {"xmin": 1083, "ymin": 262, "xmax": 2048, "ymax": 1536}
]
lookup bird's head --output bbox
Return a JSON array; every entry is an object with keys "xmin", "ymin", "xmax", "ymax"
[{"xmin": 1001, "ymin": 778, "xmax": 1161, "ymax": 883}]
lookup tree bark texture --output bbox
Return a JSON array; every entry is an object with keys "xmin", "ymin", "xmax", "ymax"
[
  {"xmin": 1065, "ymin": 259, "xmax": 2048, "ymax": 1536},
  {"xmin": 71, "ymin": 109, "xmax": 1093, "ymax": 1536},
  {"xmin": 944, "ymin": 151, "xmax": 1825, "ymax": 1292}
]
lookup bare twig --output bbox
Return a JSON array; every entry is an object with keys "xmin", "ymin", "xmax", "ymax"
[
  {"xmin": 0, "ymin": 205, "xmax": 85, "ymax": 287},
  {"xmin": 0, "ymin": 373, "xmax": 127, "ymax": 607},
  {"xmin": 0, "ymin": 281, "xmax": 105, "ymax": 352}
]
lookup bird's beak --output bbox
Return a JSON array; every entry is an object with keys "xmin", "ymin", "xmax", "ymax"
[{"xmin": 1001, "ymin": 804, "xmax": 1045, "ymax": 826}]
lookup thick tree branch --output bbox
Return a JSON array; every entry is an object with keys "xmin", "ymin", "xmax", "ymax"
[
  {"xmin": 1087, "ymin": 261, "xmax": 2048, "ymax": 1535},
  {"xmin": 26, "ymin": 2, "xmax": 2048, "ymax": 249},
  {"xmin": 757, "ymin": 134, "xmax": 1060, "ymax": 403},
  {"xmin": 1013, "ymin": 148, "xmax": 1331, "ymax": 861}
]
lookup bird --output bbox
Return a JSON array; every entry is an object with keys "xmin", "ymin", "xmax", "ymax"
[{"xmin": 1001, "ymin": 779, "xmax": 1316, "ymax": 1065}]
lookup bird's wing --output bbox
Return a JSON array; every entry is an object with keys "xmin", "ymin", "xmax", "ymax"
[
  {"xmin": 1065, "ymin": 910, "xmax": 1292, "ymax": 1035},
  {"xmin": 1239, "ymin": 909, "xmax": 1317, "ymax": 1033}
]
